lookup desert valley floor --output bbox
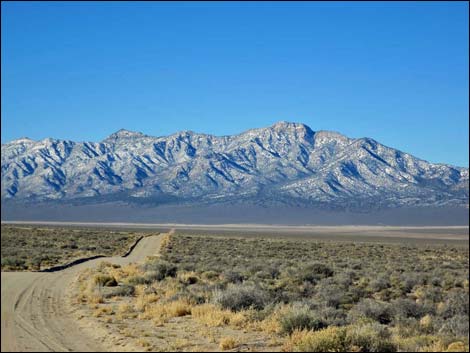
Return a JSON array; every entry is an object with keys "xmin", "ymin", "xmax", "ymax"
[{"xmin": 1, "ymin": 223, "xmax": 468, "ymax": 352}]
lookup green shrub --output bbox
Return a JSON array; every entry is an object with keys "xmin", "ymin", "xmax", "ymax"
[
  {"xmin": 314, "ymin": 282, "xmax": 344, "ymax": 308},
  {"xmin": 401, "ymin": 273, "xmax": 422, "ymax": 293},
  {"xmin": 439, "ymin": 315, "xmax": 469, "ymax": 338},
  {"xmin": 221, "ymin": 271, "xmax": 244, "ymax": 284},
  {"xmin": 391, "ymin": 298, "xmax": 424, "ymax": 319},
  {"xmin": 213, "ymin": 284, "xmax": 270, "ymax": 311},
  {"xmin": 126, "ymin": 275, "xmax": 148, "ymax": 285},
  {"xmin": 438, "ymin": 290, "xmax": 469, "ymax": 319},
  {"xmin": 349, "ymin": 299, "xmax": 393, "ymax": 324},
  {"xmin": 280, "ymin": 304, "xmax": 327, "ymax": 335},
  {"xmin": 317, "ymin": 306, "xmax": 348, "ymax": 327},
  {"xmin": 368, "ymin": 276, "xmax": 391, "ymax": 292},
  {"xmin": 143, "ymin": 260, "xmax": 177, "ymax": 281},
  {"xmin": 300, "ymin": 262, "xmax": 334, "ymax": 283},
  {"xmin": 1, "ymin": 256, "xmax": 26, "ymax": 269}
]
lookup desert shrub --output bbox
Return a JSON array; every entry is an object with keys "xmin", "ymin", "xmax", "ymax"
[
  {"xmin": 345, "ymin": 323, "xmax": 397, "ymax": 352},
  {"xmin": 105, "ymin": 233, "xmax": 467, "ymax": 351},
  {"xmin": 246, "ymin": 302, "xmax": 278, "ymax": 323},
  {"xmin": 401, "ymin": 273, "xmax": 423, "ymax": 293},
  {"xmin": 415, "ymin": 286, "xmax": 443, "ymax": 303},
  {"xmin": 97, "ymin": 261, "xmax": 114, "ymax": 271},
  {"xmin": 1, "ymin": 226, "xmax": 141, "ymax": 271},
  {"xmin": 213, "ymin": 284, "xmax": 271, "ymax": 311},
  {"xmin": 29, "ymin": 255, "xmax": 53, "ymax": 269},
  {"xmin": 391, "ymin": 298, "xmax": 424, "ymax": 319},
  {"xmin": 1, "ymin": 256, "xmax": 26, "ymax": 269},
  {"xmin": 126, "ymin": 275, "xmax": 148, "ymax": 285},
  {"xmin": 253, "ymin": 263, "xmax": 280, "ymax": 280},
  {"xmin": 430, "ymin": 277, "xmax": 442, "ymax": 287},
  {"xmin": 202, "ymin": 270, "xmax": 220, "ymax": 281},
  {"xmin": 337, "ymin": 270, "xmax": 356, "ymax": 285},
  {"xmin": 348, "ymin": 286, "xmax": 367, "ymax": 304},
  {"xmin": 143, "ymin": 260, "xmax": 177, "ymax": 281},
  {"xmin": 349, "ymin": 299, "xmax": 393, "ymax": 324},
  {"xmin": 222, "ymin": 270, "xmax": 244, "ymax": 284},
  {"xmin": 104, "ymin": 284, "xmax": 135, "ymax": 298},
  {"xmin": 93, "ymin": 275, "xmax": 118, "ymax": 287},
  {"xmin": 439, "ymin": 315, "xmax": 469, "ymax": 338},
  {"xmin": 393, "ymin": 316, "xmax": 423, "ymax": 338},
  {"xmin": 299, "ymin": 262, "xmax": 334, "ymax": 283},
  {"xmin": 419, "ymin": 314, "xmax": 435, "ymax": 334},
  {"xmin": 315, "ymin": 281, "xmax": 346, "ymax": 308},
  {"xmin": 182, "ymin": 291, "xmax": 206, "ymax": 305},
  {"xmin": 438, "ymin": 290, "xmax": 469, "ymax": 319},
  {"xmin": 267, "ymin": 264, "xmax": 281, "ymax": 279},
  {"xmin": 393, "ymin": 334, "xmax": 444, "ymax": 352},
  {"xmin": 279, "ymin": 303, "xmax": 327, "ymax": 335},
  {"xmin": 179, "ymin": 272, "xmax": 199, "ymax": 285},
  {"xmin": 314, "ymin": 306, "xmax": 348, "ymax": 327},
  {"xmin": 368, "ymin": 276, "xmax": 391, "ymax": 292},
  {"xmin": 141, "ymin": 270, "xmax": 163, "ymax": 283}
]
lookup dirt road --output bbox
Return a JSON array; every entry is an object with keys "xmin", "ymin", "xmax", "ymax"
[{"xmin": 1, "ymin": 234, "xmax": 164, "ymax": 352}]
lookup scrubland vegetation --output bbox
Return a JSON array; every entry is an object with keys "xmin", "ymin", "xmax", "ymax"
[
  {"xmin": 77, "ymin": 233, "xmax": 469, "ymax": 352},
  {"xmin": 1, "ymin": 226, "xmax": 141, "ymax": 271}
]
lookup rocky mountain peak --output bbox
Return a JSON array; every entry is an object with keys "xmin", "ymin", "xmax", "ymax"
[
  {"xmin": 1, "ymin": 122, "xmax": 468, "ymax": 210},
  {"xmin": 9, "ymin": 137, "xmax": 35, "ymax": 144},
  {"xmin": 105, "ymin": 129, "xmax": 145, "ymax": 141}
]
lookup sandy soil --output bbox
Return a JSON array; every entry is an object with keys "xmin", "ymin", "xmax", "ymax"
[{"xmin": 1, "ymin": 234, "xmax": 163, "ymax": 352}]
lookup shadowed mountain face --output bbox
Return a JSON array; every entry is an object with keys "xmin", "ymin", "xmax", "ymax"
[{"xmin": 1, "ymin": 122, "xmax": 468, "ymax": 212}]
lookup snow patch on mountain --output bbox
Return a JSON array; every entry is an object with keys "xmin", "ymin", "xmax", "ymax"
[{"xmin": 1, "ymin": 122, "xmax": 468, "ymax": 210}]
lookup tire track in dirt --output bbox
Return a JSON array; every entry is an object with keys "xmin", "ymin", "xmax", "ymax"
[{"xmin": 1, "ymin": 232, "xmax": 167, "ymax": 352}]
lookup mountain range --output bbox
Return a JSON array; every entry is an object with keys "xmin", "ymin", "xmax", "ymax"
[{"xmin": 2, "ymin": 122, "xmax": 468, "ymax": 215}]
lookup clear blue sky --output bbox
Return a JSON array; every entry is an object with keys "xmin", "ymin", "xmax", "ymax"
[{"xmin": 1, "ymin": 1, "xmax": 468, "ymax": 166}]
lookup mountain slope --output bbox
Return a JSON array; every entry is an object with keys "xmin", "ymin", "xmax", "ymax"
[{"xmin": 1, "ymin": 122, "xmax": 468, "ymax": 210}]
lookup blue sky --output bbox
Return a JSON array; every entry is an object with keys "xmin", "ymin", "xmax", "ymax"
[{"xmin": 1, "ymin": 1, "xmax": 468, "ymax": 166}]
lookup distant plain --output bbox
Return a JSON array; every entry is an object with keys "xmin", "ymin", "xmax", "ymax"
[{"xmin": 2, "ymin": 221, "xmax": 468, "ymax": 246}]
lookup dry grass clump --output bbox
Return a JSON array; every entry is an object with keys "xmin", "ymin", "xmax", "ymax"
[
  {"xmin": 191, "ymin": 303, "xmax": 248, "ymax": 328},
  {"xmin": 219, "ymin": 337, "xmax": 238, "ymax": 350},
  {"xmin": 138, "ymin": 299, "xmax": 192, "ymax": 324},
  {"xmin": 135, "ymin": 293, "xmax": 160, "ymax": 312},
  {"xmin": 282, "ymin": 326, "xmax": 346, "ymax": 352},
  {"xmin": 137, "ymin": 338, "xmax": 151, "ymax": 348},
  {"xmin": 94, "ymin": 274, "xmax": 118, "ymax": 287},
  {"xmin": 118, "ymin": 303, "xmax": 134, "ymax": 314},
  {"xmin": 93, "ymin": 306, "xmax": 114, "ymax": 318},
  {"xmin": 445, "ymin": 341, "xmax": 468, "ymax": 352}
]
